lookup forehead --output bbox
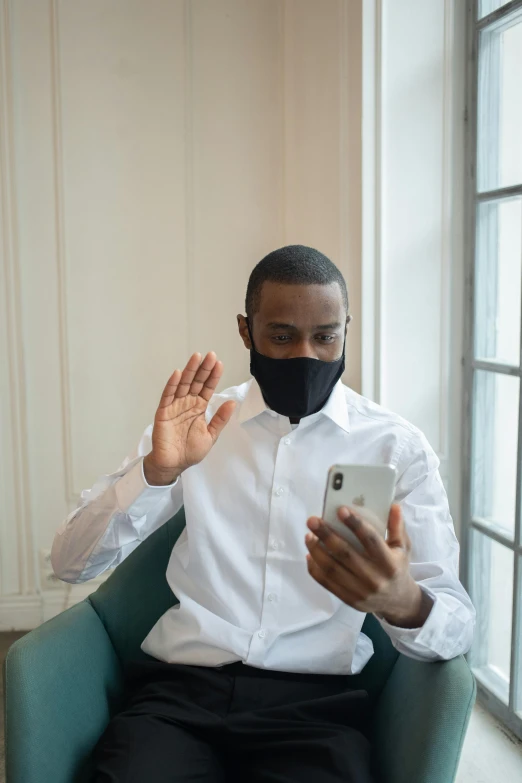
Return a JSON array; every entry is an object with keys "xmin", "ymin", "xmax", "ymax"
[{"xmin": 256, "ymin": 281, "xmax": 345, "ymax": 325}]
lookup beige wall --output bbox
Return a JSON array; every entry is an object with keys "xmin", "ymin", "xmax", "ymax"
[
  {"xmin": 0, "ymin": 0, "xmax": 362, "ymax": 625},
  {"xmin": 1, "ymin": 0, "xmax": 466, "ymax": 629}
]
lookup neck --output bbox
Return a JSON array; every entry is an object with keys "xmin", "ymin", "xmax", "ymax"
[{"xmin": 289, "ymin": 418, "xmax": 300, "ymax": 424}]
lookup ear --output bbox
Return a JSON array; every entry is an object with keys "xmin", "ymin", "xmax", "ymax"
[{"xmin": 237, "ymin": 315, "xmax": 252, "ymax": 350}]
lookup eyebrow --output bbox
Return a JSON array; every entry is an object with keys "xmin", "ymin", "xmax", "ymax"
[{"xmin": 266, "ymin": 321, "xmax": 342, "ymax": 330}]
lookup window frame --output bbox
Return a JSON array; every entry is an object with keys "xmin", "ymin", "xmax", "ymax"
[{"xmin": 462, "ymin": 0, "xmax": 522, "ymax": 740}]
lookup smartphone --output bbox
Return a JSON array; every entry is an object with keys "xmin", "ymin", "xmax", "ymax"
[{"xmin": 321, "ymin": 464, "xmax": 397, "ymax": 552}]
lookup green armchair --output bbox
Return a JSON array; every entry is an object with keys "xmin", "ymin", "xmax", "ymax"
[{"xmin": 4, "ymin": 508, "xmax": 476, "ymax": 783}]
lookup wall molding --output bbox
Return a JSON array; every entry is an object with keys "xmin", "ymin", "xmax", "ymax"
[
  {"xmin": 437, "ymin": 0, "xmax": 456, "ymax": 466},
  {"xmin": 339, "ymin": 0, "xmax": 349, "ymax": 292},
  {"xmin": 49, "ymin": 0, "xmax": 79, "ymax": 506},
  {"xmin": 361, "ymin": 0, "xmax": 383, "ymax": 404},
  {"xmin": 0, "ymin": 0, "xmax": 38, "ymax": 596},
  {"xmin": 339, "ymin": 0, "xmax": 362, "ymax": 393},
  {"xmin": 184, "ymin": 0, "xmax": 195, "ymax": 361},
  {"xmin": 279, "ymin": 0, "xmax": 286, "ymax": 246}
]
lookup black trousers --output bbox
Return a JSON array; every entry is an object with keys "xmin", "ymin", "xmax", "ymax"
[{"xmin": 92, "ymin": 656, "xmax": 375, "ymax": 783}]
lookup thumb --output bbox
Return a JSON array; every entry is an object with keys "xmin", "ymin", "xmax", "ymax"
[
  {"xmin": 386, "ymin": 504, "xmax": 409, "ymax": 551},
  {"xmin": 207, "ymin": 400, "xmax": 236, "ymax": 443}
]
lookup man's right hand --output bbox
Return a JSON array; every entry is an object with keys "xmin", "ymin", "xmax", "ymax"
[{"xmin": 143, "ymin": 352, "xmax": 236, "ymax": 486}]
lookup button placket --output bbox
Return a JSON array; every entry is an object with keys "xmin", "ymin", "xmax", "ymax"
[{"xmin": 260, "ymin": 432, "xmax": 291, "ymax": 639}]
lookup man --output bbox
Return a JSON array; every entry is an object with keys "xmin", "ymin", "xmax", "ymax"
[{"xmin": 52, "ymin": 245, "xmax": 475, "ymax": 782}]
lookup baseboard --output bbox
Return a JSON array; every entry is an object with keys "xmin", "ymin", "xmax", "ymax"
[
  {"xmin": 0, "ymin": 596, "xmax": 42, "ymax": 630},
  {"xmin": 0, "ymin": 574, "xmax": 112, "ymax": 629},
  {"xmin": 41, "ymin": 581, "xmax": 107, "ymax": 622}
]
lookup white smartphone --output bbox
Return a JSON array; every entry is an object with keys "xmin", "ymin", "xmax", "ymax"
[{"xmin": 321, "ymin": 464, "xmax": 397, "ymax": 552}]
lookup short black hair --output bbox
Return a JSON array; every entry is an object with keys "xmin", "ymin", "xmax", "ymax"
[{"xmin": 245, "ymin": 244, "xmax": 349, "ymax": 320}]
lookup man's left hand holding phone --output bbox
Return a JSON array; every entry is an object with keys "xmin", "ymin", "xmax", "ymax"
[{"xmin": 305, "ymin": 493, "xmax": 434, "ymax": 630}]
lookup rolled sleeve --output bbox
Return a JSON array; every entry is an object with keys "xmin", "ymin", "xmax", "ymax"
[
  {"xmin": 378, "ymin": 585, "xmax": 474, "ymax": 660},
  {"xmin": 376, "ymin": 429, "xmax": 476, "ymax": 661},
  {"xmin": 115, "ymin": 458, "xmax": 179, "ymax": 516},
  {"xmin": 52, "ymin": 426, "xmax": 183, "ymax": 583}
]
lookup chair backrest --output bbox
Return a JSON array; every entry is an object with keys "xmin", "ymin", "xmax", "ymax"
[{"xmin": 88, "ymin": 508, "xmax": 399, "ymax": 697}]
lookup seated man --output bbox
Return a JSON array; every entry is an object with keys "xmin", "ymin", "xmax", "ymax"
[{"xmin": 52, "ymin": 244, "xmax": 475, "ymax": 783}]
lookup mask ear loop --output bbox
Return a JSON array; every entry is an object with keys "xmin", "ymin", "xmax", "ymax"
[
  {"xmin": 245, "ymin": 317, "xmax": 257, "ymax": 351},
  {"xmin": 339, "ymin": 316, "xmax": 350, "ymax": 359}
]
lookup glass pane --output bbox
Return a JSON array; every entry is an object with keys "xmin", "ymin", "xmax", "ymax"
[
  {"xmin": 477, "ymin": 16, "xmax": 522, "ymax": 191},
  {"xmin": 479, "ymin": 1, "xmax": 513, "ymax": 18},
  {"xmin": 474, "ymin": 197, "xmax": 522, "ymax": 366},
  {"xmin": 471, "ymin": 371, "xmax": 520, "ymax": 536},
  {"xmin": 516, "ymin": 557, "xmax": 522, "ymax": 718},
  {"xmin": 470, "ymin": 530, "xmax": 514, "ymax": 703}
]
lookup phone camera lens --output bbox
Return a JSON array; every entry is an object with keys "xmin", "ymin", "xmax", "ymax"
[{"xmin": 333, "ymin": 473, "xmax": 343, "ymax": 490}]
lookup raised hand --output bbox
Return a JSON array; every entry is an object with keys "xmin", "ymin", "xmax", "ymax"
[{"xmin": 143, "ymin": 352, "xmax": 235, "ymax": 486}]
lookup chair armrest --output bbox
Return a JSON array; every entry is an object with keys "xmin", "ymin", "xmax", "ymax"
[
  {"xmin": 4, "ymin": 600, "xmax": 124, "ymax": 783},
  {"xmin": 371, "ymin": 654, "xmax": 476, "ymax": 783}
]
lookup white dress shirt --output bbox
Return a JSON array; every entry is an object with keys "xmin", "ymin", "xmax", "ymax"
[{"xmin": 51, "ymin": 379, "xmax": 475, "ymax": 675}]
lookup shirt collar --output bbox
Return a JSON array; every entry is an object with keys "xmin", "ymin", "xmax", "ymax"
[
  {"xmin": 317, "ymin": 378, "xmax": 351, "ymax": 434},
  {"xmin": 237, "ymin": 378, "xmax": 272, "ymax": 423},
  {"xmin": 238, "ymin": 378, "xmax": 350, "ymax": 434}
]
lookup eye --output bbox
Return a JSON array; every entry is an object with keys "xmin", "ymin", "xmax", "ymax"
[
  {"xmin": 316, "ymin": 335, "xmax": 337, "ymax": 342},
  {"xmin": 272, "ymin": 335, "xmax": 291, "ymax": 342}
]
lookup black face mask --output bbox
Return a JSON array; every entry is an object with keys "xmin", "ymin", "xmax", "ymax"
[{"xmin": 246, "ymin": 319, "xmax": 346, "ymax": 419}]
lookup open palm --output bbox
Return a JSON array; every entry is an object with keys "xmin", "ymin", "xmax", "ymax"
[{"xmin": 146, "ymin": 352, "xmax": 235, "ymax": 483}]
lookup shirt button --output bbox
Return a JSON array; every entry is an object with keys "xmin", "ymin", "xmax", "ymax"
[
  {"xmin": 270, "ymin": 539, "xmax": 278, "ymax": 550},
  {"xmin": 267, "ymin": 593, "xmax": 277, "ymax": 602},
  {"xmin": 258, "ymin": 629, "xmax": 267, "ymax": 639},
  {"xmin": 283, "ymin": 437, "xmax": 291, "ymax": 445},
  {"xmin": 275, "ymin": 487, "xmax": 284, "ymax": 497}
]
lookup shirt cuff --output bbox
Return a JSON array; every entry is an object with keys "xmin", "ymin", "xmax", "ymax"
[
  {"xmin": 376, "ymin": 587, "xmax": 447, "ymax": 654},
  {"xmin": 115, "ymin": 458, "xmax": 179, "ymax": 516}
]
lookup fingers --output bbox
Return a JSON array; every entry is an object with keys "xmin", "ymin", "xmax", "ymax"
[
  {"xmin": 306, "ymin": 516, "xmax": 372, "ymax": 576},
  {"xmin": 386, "ymin": 503, "xmax": 410, "ymax": 551},
  {"xmin": 158, "ymin": 368, "xmax": 182, "ymax": 409},
  {"xmin": 305, "ymin": 545, "xmax": 360, "ymax": 606},
  {"xmin": 337, "ymin": 506, "xmax": 390, "ymax": 562},
  {"xmin": 174, "ymin": 353, "xmax": 203, "ymax": 398},
  {"xmin": 207, "ymin": 400, "xmax": 236, "ymax": 442},
  {"xmin": 305, "ymin": 517, "xmax": 381, "ymax": 594},
  {"xmin": 174, "ymin": 352, "xmax": 223, "ymax": 400},
  {"xmin": 199, "ymin": 358, "xmax": 224, "ymax": 402},
  {"xmin": 187, "ymin": 352, "xmax": 220, "ymax": 399}
]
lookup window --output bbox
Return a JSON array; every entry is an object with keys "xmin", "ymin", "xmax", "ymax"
[{"xmin": 464, "ymin": 0, "xmax": 522, "ymax": 739}]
